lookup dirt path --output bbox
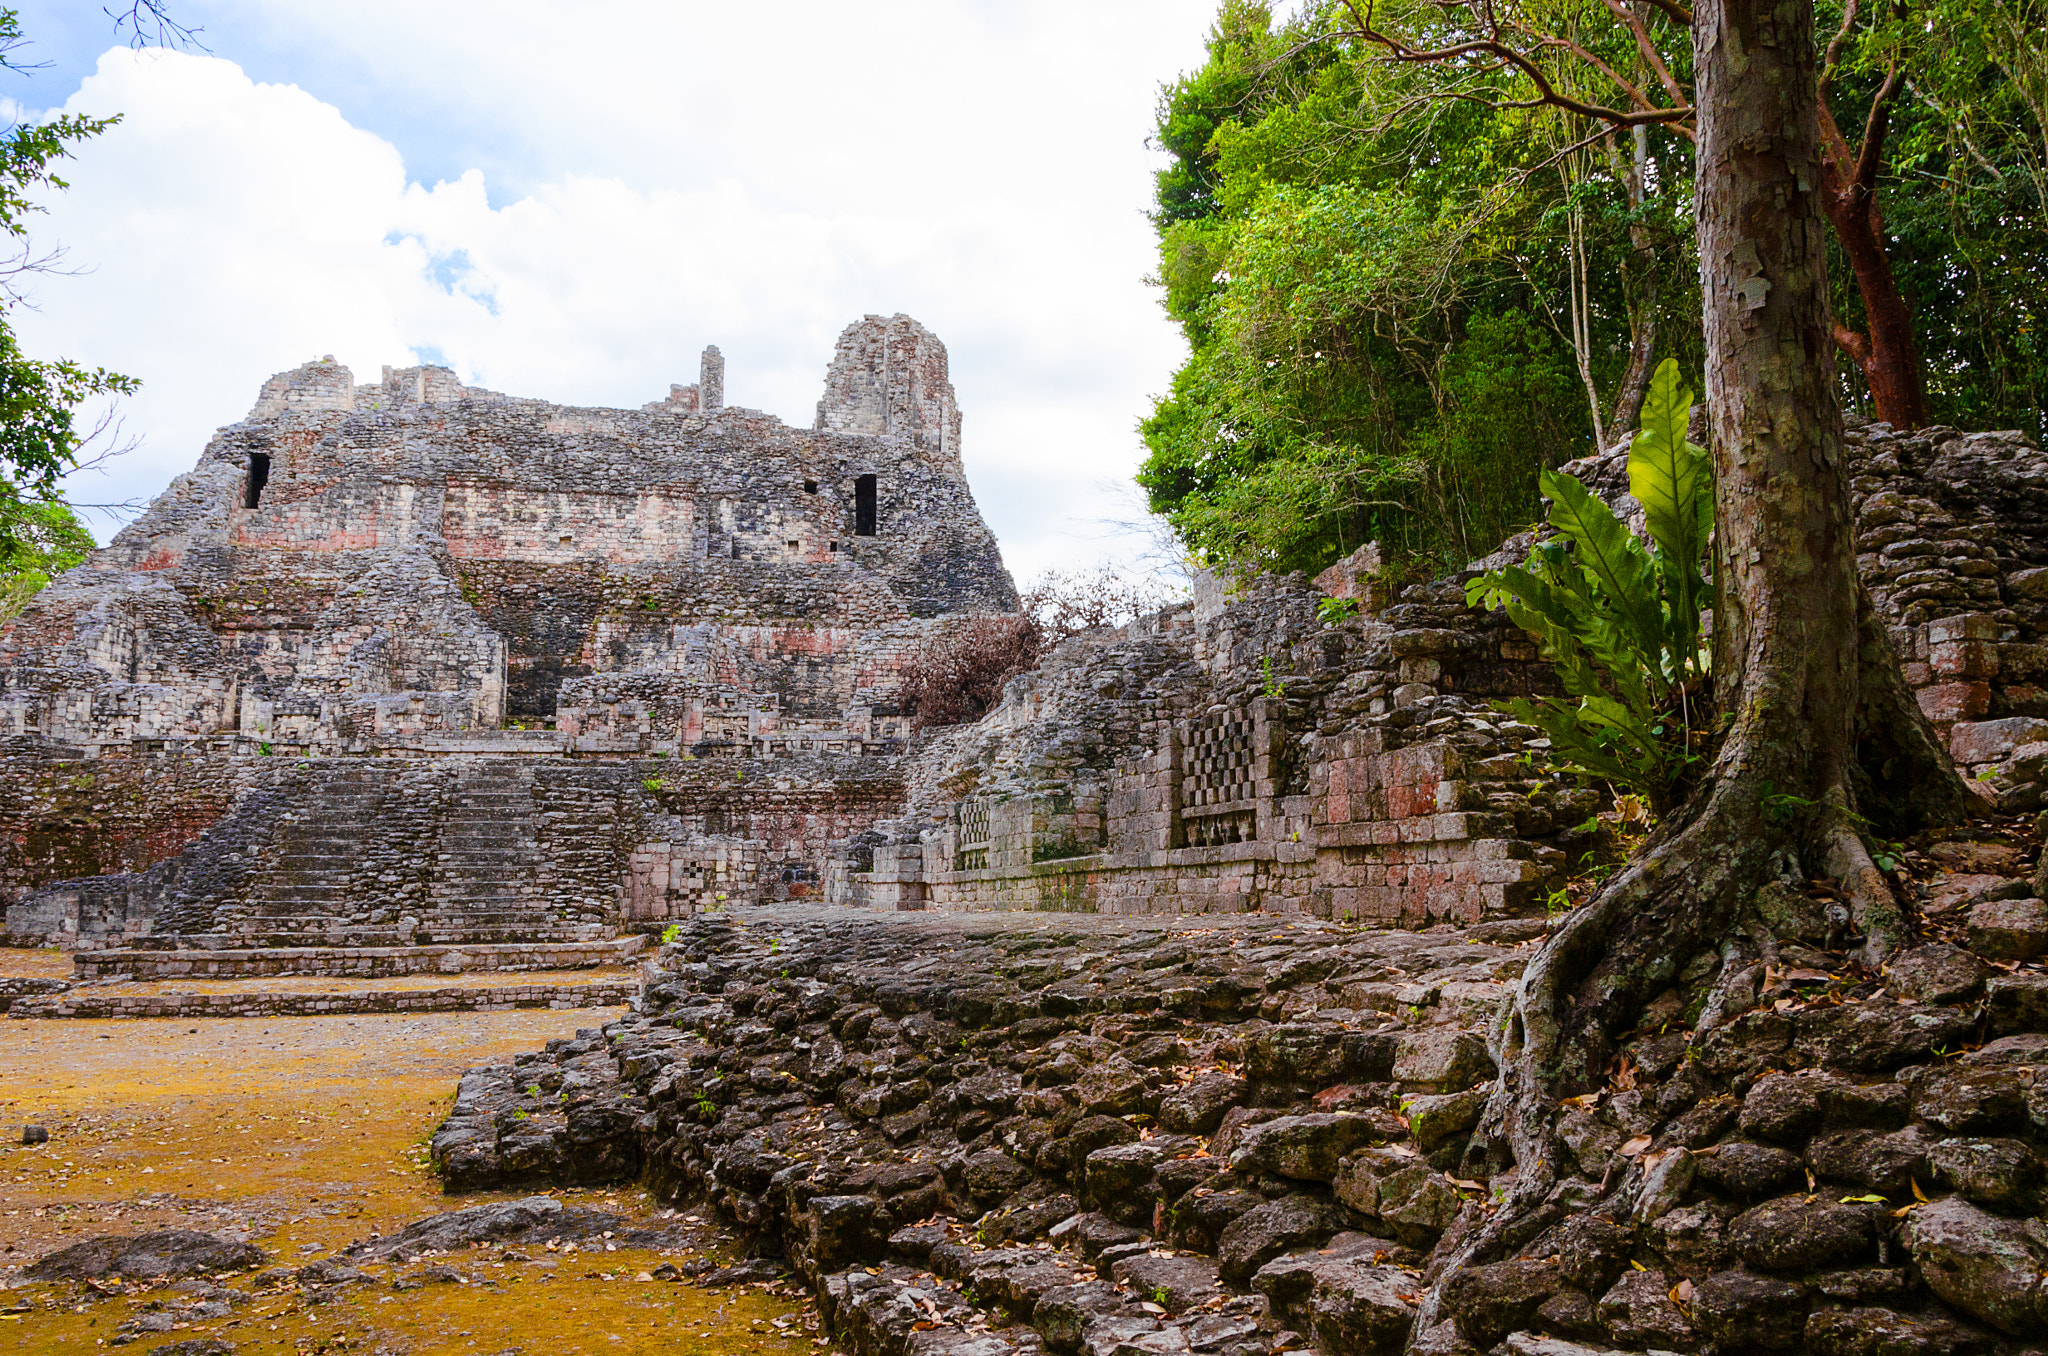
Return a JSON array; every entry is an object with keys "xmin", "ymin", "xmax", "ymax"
[{"xmin": 0, "ymin": 1009, "xmax": 816, "ymax": 1355}]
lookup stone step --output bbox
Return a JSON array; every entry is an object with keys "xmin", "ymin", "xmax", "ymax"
[
  {"xmin": 13, "ymin": 979, "xmax": 639, "ymax": 1020},
  {"xmin": 70, "ymin": 936, "xmax": 645, "ymax": 981}
]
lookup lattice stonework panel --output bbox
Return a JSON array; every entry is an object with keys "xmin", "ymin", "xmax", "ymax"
[
  {"xmin": 956, "ymin": 797, "xmax": 992, "ymax": 871},
  {"xmin": 1182, "ymin": 710, "xmax": 1255, "ymax": 809},
  {"xmin": 1179, "ymin": 708, "xmax": 1261, "ymax": 847}
]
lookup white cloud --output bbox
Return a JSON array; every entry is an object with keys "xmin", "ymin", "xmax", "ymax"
[{"xmin": 12, "ymin": 3, "xmax": 1212, "ymax": 583}]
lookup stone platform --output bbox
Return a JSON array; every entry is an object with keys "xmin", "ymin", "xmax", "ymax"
[
  {"xmin": 433, "ymin": 897, "xmax": 2048, "ymax": 1356},
  {"xmin": 69, "ymin": 934, "xmax": 649, "ymax": 981},
  {"xmin": 7, "ymin": 964, "xmax": 643, "ymax": 1019},
  {"xmin": 8, "ymin": 979, "xmax": 637, "ymax": 1019}
]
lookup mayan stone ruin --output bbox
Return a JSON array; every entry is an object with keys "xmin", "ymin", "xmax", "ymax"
[
  {"xmin": 8, "ymin": 318, "xmax": 2048, "ymax": 1356},
  {"xmin": 0, "ymin": 313, "xmax": 1013, "ymax": 974},
  {"xmin": 5, "ymin": 324, "xmax": 2048, "ymax": 986}
]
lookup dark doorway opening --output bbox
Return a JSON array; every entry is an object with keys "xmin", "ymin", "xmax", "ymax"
[
  {"xmin": 244, "ymin": 453, "xmax": 271, "ymax": 509},
  {"xmin": 854, "ymin": 474, "xmax": 877, "ymax": 536}
]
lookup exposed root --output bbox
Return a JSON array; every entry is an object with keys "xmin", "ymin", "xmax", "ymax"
[{"xmin": 1820, "ymin": 790, "xmax": 1905, "ymax": 965}]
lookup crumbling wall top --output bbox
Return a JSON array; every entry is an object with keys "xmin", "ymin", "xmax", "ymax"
[{"xmin": 814, "ymin": 314, "xmax": 964, "ymax": 475}]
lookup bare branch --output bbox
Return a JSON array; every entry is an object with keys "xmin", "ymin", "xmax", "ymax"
[
  {"xmin": 1336, "ymin": 0, "xmax": 1695, "ymax": 138},
  {"xmin": 103, "ymin": 2, "xmax": 206, "ymax": 52},
  {"xmin": 1602, "ymin": 0, "xmax": 1691, "ymax": 112},
  {"xmin": 1853, "ymin": 62, "xmax": 1905, "ymax": 193},
  {"xmin": 1637, "ymin": 0, "xmax": 1694, "ymax": 24},
  {"xmin": 1820, "ymin": 0, "xmax": 1861, "ymax": 101}
]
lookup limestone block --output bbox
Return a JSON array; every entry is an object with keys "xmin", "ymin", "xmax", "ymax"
[
  {"xmin": 1950, "ymin": 717, "xmax": 2048, "ymax": 766},
  {"xmin": 1919, "ymin": 682, "xmax": 1992, "ymax": 724}
]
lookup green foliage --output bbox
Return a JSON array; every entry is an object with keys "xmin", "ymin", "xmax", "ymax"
[
  {"xmin": 1141, "ymin": 1, "xmax": 1700, "ymax": 577},
  {"xmin": 0, "ymin": 494, "xmax": 91, "ymax": 620},
  {"xmin": 1467, "ymin": 361, "xmax": 1713, "ymax": 815},
  {"xmin": 660, "ymin": 923, "xmax": 682, "ymax": 944},
  {"xmin": 1260, "ymin": 655, "xmax": 1283, "ymax": 698},
  {"xmin": 1316, "ymin": 595, "xmax": 1360, "ymax": 626},
  {"xmin": 642, "ymin": 776, "xmax": 665, "ymax": 792},
  {"xmin": 1821, "ymin": 0, "xmax": 2048, "ymax": 437}
]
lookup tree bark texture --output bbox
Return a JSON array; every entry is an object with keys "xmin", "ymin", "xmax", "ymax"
[
  {"xmin": 1404, "ymin": 3, "xmax": 1975, "ymax": 1345},
  {"xmin": 1819, "ymin": 91, "xmax": 1931, "ymax": 428},
  {"xmin": 1699, "ymin": 0, "xmax": 1858, "ymax": 819}
]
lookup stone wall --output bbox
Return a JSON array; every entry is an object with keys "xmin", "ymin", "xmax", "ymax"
[
  {"xmin": 0, "ymin": 313, "xmax": 1015, "ymax": 758},
  {"xmin": 9, "ymin": 316, "xmax": 2048, "ymax": 969},
  {"xmin": 3, "ymin": 753, "xmax": 906, "ymax": 950},
  {"xmin": 8, "ymin": 979, "xmax": 638, "ymax": 1020},
  {"xmin": 830, "ymin": 421, "xmax": 2048, "ymax": 929}
]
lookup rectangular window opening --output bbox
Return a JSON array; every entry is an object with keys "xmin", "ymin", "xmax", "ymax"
[
  {"xmin": 804, "ymin": 479, "xmax": 818, "ymax": 494},
  {"xmin": 854, "ymin": 474, "xmax": 877, "ymax": 536},
  {"xmin": 243, "ymin": 452, "xmax": 270, "ymax": 509}
]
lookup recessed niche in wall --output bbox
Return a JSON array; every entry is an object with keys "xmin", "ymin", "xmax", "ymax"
[
  {"xmin": 244, "ymin": 453, "xmax": 270, "ymax": 509},
  {"xmin": 855, "ymin": 474, "xmax": 877, "ymax": 536}
]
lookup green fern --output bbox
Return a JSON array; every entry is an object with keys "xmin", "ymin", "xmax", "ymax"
[{"xmin": 1467, "ymin": 360, "xmax": 1713, "ymax": 815}]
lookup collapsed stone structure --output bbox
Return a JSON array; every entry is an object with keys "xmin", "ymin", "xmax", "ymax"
[
  {"xmin": 834, "ymin": 421, "xmax": 2048, "ymax": 928},
  {"xmin": 7, "ymin": 301, "xmax": 2048, "ymax": 995},
  {"xmin": 0, "ymin": 314, "xmax": 1010, "ymax": 962}
]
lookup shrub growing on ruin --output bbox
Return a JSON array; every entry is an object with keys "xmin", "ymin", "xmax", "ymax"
[
  {"xmin": 1466, "ymin": 360, "xmax": 1713, "ymax": 816},
  {"xmin": 1021, "ymin": 565, "xmax": 1186, "ymax": 641},
  {"xmin": 897, "ymin": 615, "xmax": 1040, "ymax": 729}
]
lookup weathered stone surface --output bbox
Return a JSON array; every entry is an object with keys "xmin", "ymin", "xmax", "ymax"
[
  {"xmin": 1803, "ymin": 1305, "xmax": 1999, "ymax": 1356},
  {"xmin": 1807, "ymin": 1126, "xmax": 1936, "ymax": 1195},
  {"xmin": 1903, "ymin": 1195, "xmax": 2048, "ymax": 1335},
  {"xmin": 1728, "ymin": 1196, "xmax": 1881, "ymax": 1272},
  {"xmin": 1966, "ymin": 896, "xmax": 2048, "ymax": 960},
  {"xmin": 1883, "ymin": 943, "xmax": 1988, "ymax": 1004},
  {"xmin": 803, "ymin": 1195, "xmax": 892, "ymax": 1271},
  {"xmin": 1303, "ymin": 1263, "xmax": 1419, "ymax": 1356},
  {"xmin": 26, "ymin": 1231, "xmax": 267, "ymax": 1281},
  {"xmin": 1692, "ymin": 1141, "xmax": 1803, "ymax": 1200},
  {"xmin": 1986, "ymin": 972, "xmax": 2048, "ymax": 1036},
  {"xmin": 1155, "ymin": 1075, "xmax": 1246, "ymax": 1135},
  {"xmin": 1912, "ymin": 1069, "xmax": 2030, "ymax": 1135},
  {"xmin": 1228, "ymin": 1113, "xmax": 1379, "ymax": 1181},
  {"xmin": 1109, "ymin": 1254, "xmax": 1221, "ymax": 1313},
  {"xmin": 1793, "ymin": 1002, "xmax": 1976, "ymax": 1073},
  {"xmin": 1390, "ymin": 1029, "xmax": 1495, "ymax": 1092},
  {"xmin": 1217, "ymin": 1195, "xmax": 1351, "ymax": 1284},
  {"xmin": 1403, "ymin": 1088, "xmax": 1486, "ymax": 1152},
  {"xmin": 420, "ymin": 892, "xmax": 2046, "ymax": 1356},
  {"xmin": 347, "ymin": 1195, "xmax": 627, "ymax": 1262},
  {"xmin": 1926, "ymin": 1137, "xmax": 2043, "ymax": 1212},
  {"xmin": 1738, "ymin": 1072, "xmax": 1827, "ymax": 1144},
  {"xmin": 1163, "ymin": 1187, "xmax": 1262, "ymax": 1257},
  {"xmin": 1596, "ymin": 1268, "xmax": 1693, "ymax": 1348},
  {"xmin": 1331, "ymin": 1150, "xmax": 1461, "ymax": 1248},
  {"xmin": 1441, "ymin": 1259, "xmax": 1563, "ymax": 1349},
  {"xmin": 1690, "ymin": 1269, "xmax": 1809, "ymax": 1351}
]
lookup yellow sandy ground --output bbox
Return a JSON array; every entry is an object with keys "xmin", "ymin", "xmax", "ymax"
[
  {"xmin": 0, "ymin": 1009, "xmax": 827, "ymax": 1355},
  {"xmin": 0, "ymin": 952, "xmax": 68, "ymax": 981}
]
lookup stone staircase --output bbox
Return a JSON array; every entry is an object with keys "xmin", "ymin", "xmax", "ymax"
[
  {"xmin": 419, "ymin": 762, "xmax": 603, "ymax": 944},
  {"xmin": 121, "ymin": 760, "xmax": 617, "ymax": 977},
  {"xmin": 237, "ymin": 765, "xmax": 410, "ymax": 947}
]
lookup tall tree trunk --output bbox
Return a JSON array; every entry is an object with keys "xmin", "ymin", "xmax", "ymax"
[
  {"xmin": 1402, "ymin": 2, "xmax": 1977, "ymax": 1346},
  {"xmin": 1606, "ymin": 124, "xmax": 1659, "ymax": 435}
]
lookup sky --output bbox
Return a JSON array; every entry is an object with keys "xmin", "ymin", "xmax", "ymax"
[{"xmin": 5, "ymin": 1, "xmax": 1218, "ymax": 585}]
